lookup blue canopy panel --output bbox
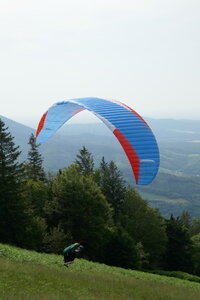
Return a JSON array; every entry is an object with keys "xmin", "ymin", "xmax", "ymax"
[{"xmin": 36, "ymin": 97, "xmax": 160, "ymax": 185}]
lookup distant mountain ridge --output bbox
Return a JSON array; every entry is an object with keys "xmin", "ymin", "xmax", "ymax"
[
  {"xmin": 0, "ymin": 115, "xmax": 35, "ymax": 160},
  {"xmin": 1, "ymin": 114, "xmax": 200, "ymax": 175},
  {"xmin": 0, "ymin": 115, "xmax": 34, "ymax": 137},
  {"xmin": 1, "ymin": 114, "xmax": 200, "ymax": 172},
  {"xmin": 1, "ymin": 114, "xmax": 200, "ymax": 217}
]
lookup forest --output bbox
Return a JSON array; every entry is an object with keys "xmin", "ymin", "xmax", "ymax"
[{"xmin": 1, "ymin": 117, "xmax": 200, "ymax": 276}]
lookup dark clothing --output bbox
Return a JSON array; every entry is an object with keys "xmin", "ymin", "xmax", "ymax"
[
  {"xmin": 64, "ymin": 251, "xmax": 76, "ymax": 263},
  {"xmin": 63, "ymin": 243, "xmax": 83, "ymax": 265}
]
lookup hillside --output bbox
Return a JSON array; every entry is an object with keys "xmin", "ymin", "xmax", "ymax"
[
  {"xmin": 1, "ymin": 115, "xmax": 200, "ymax": 174},
  {"xmin": 1, "ymin": 244, "xmax": 200, "ymax": 300},
  {"xmin": 137, "ymin": 172, "xmax": 200, "ymax": 217},
  {"xmin": 1, "ymin": 114, "xmax": 200, "ymax": 217},
  {"xmin": 0, "ymin": 115, "xmax": 34, "ymax": 162}
]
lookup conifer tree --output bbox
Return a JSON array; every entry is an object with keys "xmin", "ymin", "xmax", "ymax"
[
  {"xmin": 75, "ymin": 146, "xmax": 94, "ymax": 176},
  {"xmin": 99, "ymin": 158, "xmax": 126, "ymax": 219},
  {"xmin": 0, "ymin": 119, "xmax": 33, "ymax": 246},
  {"xmin": 0, "ymin": 119, "xmax": 22, "ymax": 188},
  {"xmin": 26, "ymin": 133, "xmax": 45, "ymax": 181},
  {"xmin": 179, "ymin": 210, "xmax": 192, "ymax": 229},
  {"xmin": 164, "ymin": 215, "xmax": 194, "ymax": 272}
]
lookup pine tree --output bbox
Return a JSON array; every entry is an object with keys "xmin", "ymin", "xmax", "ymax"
[
  {"xmin": 179, "ymin": 210, "xmax": 192, "ymax": 229},
  {"xmin": 0, "ymin": 119, "xmax": 31, "ymax": 245},
  {"xmin": 99, "ymin": 158, "xmax": 126, "ymax": 219},
  {"xmin": 75, "ymin": 146, "xmax": 94, "ymax": 176},
  {"xmin": 25, "ymin": 133, "xmax": 45, "ymax": 181},
  {"xmin": 164, "ymin": 215, "xmax": 194, "ymax": 273},
  {"xmin": 0, "ymin": 119, "xmax": 22, "ymax": 188}
]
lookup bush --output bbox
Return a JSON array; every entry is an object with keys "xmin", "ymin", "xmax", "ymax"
[{"xmin": 150, "ymin": 270, "xmax": 200, "ymax": 283}]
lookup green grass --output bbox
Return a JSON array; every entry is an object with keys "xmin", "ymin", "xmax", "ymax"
[{"xmin": 1, "ymin": 244, "xmax": 200, "ymax": 300}]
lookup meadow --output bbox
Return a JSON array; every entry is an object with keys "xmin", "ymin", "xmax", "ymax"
[{"xmin": 0, "ymin": 244, "xmax": 200, "ymax": 299}]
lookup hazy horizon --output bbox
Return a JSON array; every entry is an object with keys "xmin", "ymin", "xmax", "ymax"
[
  {"xmin": 1, "ymin": 1, "xmax": 199, "ymax": 126},
  {"xmin": 1, "ymin": 110, "xmax": 200, "ymax": 131}
]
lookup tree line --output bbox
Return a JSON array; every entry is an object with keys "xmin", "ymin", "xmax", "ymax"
[{"xmin": 0, "ymin": 118, "xmax": 200, "ymax": 275}]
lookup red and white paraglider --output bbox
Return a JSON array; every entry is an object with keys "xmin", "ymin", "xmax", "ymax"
[{"xmin": 36, "ymin": 97, "xmax": 159, "ymax": 185}]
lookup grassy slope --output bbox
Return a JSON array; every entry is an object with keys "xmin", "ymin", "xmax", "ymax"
[{"xmin": 0, "ymin": 244, "xmax": 200, "ymax": 300}]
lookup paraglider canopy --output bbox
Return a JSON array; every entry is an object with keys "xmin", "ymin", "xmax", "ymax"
[
  {"xmin": 36, "ymin": 97, "xmax": 160, "ymax": 185},
  {"xmin": 63, "ymin": 243, "xmax": 82, "ymax": 255}
]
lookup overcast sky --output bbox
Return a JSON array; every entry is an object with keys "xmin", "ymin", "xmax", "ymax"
[{"xmin": 0, "ymin": 0, "xmax": 199, "ymax": 128}]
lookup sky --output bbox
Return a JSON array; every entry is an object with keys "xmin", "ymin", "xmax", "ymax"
[{"xmin": 0, "ymin": 0, "xmax": 200, "ymax": 128}]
